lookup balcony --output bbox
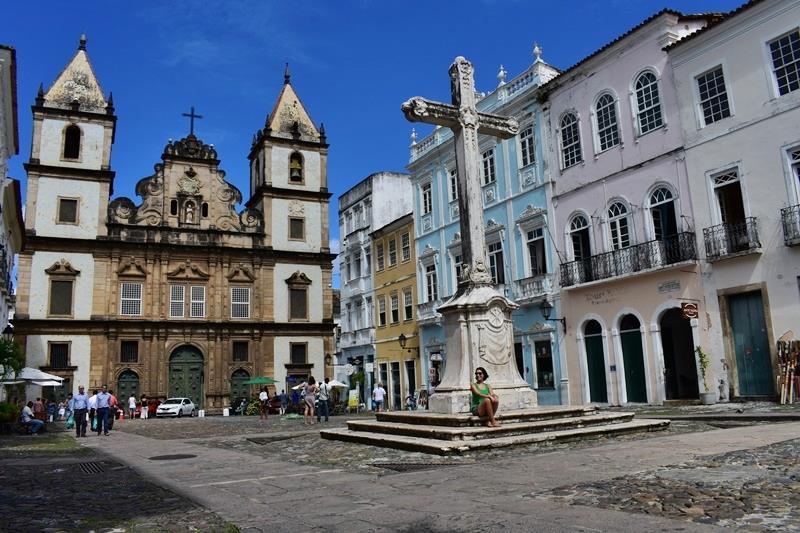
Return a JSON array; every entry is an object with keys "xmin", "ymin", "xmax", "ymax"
[
  {"xmin": 512, "ymin": 274, "xmax": 553, "ymax": 304},
  {"xmin": 416, "ymin": 299, "xmax": 443, "ymax": 326},
  {"xmin": 339, "ymin": 328, "xmax": 374, "ymax": 347},
  {"xmin": 703, "ymin": 218, "xmax": 761, "ymax": 261},
  {"xmin": 781, "ymin": 205, "xmax": 800, "ymax": 246},
  {"xmin": 560, "ymin": 232, "xmax": 697, "ymax": 288}
]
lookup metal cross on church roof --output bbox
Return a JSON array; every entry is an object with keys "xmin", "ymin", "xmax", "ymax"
[
  {"xmin": 182, "ymin": 106, "xmax": 203, "ymax": 136},
  {"xmin": 402, "ymin": 57, "xmax": 519, "ymax": 287}
]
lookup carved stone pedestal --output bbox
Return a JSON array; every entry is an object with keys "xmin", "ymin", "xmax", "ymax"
[{"xmin": 428, "ymin": 285, "xmax": 538, "ymax": 415}]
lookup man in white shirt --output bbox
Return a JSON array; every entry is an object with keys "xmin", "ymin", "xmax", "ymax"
[
  {"xmin": 259, "ymin": 387, "xmax": 269, "ymax": 420},
  {"xmin": 21, "ymin": 401, "xmax": 44, "ymax": 434},
  {"xmin": 372, "ymin": 383, "xmax": 387, "ymax": 412},
  {"xmin": 128, "ymin": 395, "xmax": 137, "ymax": 420},
  {"xmin": 87, "ymin": 390, "xmax": 98, "ymax": 431},
  {"xmin": 317, "ymin": 377, "xmax": 331, "ymax": 423}
]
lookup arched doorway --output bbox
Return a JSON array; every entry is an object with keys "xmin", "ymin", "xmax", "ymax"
[
  {"xmin": 584, "ymin": 320, "xmax": 608, "ymax": 403},
  {"xmin": 230, "ymin": 369, "xmax": 251, "ymax": 406},
  {"xmin": 620, "ymin": 314, "xmax": 647, "ymax": 403},
  {"xmin": 660, "ymin": 308, "xmax": 699, "ymax": 400},
  {"xmin": 169, "ymin": 345, "xmax": 204, "ymax": 407},
  {"xmin": 117, "ymin": 370, "xmax": 140, "ymax": 404}
]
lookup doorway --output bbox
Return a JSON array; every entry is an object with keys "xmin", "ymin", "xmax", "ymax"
[
  {"xmin": 660, "ymin": 308, "xmax": 698, "ymax": 400},
  {"xmin": 583, "ymin": 320, "xmax": 608, "ymax": 403},
  {"xmin": 169, "ymin": 345, "xmax": 204, "ymax": 407},
  {"xmin": 728, "ymin": 291, "xmax": 773, "ymax": 396},
  {"xmin": 117, "ymin": 371, "xmax": 140, "ymax": 405},
  {"xmin": 230, "ymin": 369, "xmax": 251, "ymax": 406},
  {"xmin": 619, "ymin": 314, "xmax": 647, "ymax": 403}
]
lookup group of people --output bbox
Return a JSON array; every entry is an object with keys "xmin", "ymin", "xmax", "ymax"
[
  {"xmin": 68, "ymin": 384, "xmax": 122, "ymax": 437},
  {"xmin": 299, "ymin": 376, "xmax": 332, "ymax": 425}
]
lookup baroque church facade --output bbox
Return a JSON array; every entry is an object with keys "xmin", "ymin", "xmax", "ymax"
[{"xmin": 15, "ymin": 38, "xmax": 335, "ymax": 410}]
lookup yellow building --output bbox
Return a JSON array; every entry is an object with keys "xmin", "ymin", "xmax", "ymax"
[{"xmin": 372, "ymin": 213, "xmax": 420, "ymax": 410}]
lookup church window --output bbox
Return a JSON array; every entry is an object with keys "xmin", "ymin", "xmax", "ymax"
[
  {"xmin": 119, "ymin": 282, "xmax": 143, "ymax": 316},
  {"xmin": 634, "ymin": 71, "xmax": 663, "ymax": 134},
  {"xmin": 120, "ymin": 341, "xmax": 139, "ymax": 363},
  {"xmin": 49, "ymin": 280, "xmax": 74, "ymax": 316},
  {"xmin": 482, "ymin": 148, "xmax": 496, "ymax": 185},
  {"xmin": 201, "ymin": 203, "xmax": 209, "ymax": 218},
  {"xmin": 170, "ymin": 200, "xmax": 178, "ymax": 216},
  {"xmin": 769, "ymin": 30, "xmax": 800, "ymax": 96},
  {"xmin": 697, "ymin": 66, "xmax": 731, "ymax": 125},
  {"xmin": 401, "ymin": 233, "xmax": 410, "ymax": 262},
  {"xmin": 57, "ymin": 198, "xmax": 79, "ymax": 224},
  {"xmin": 169, "ymin": 285, "xmax": 185, "ymax": 318},
  {"xmin": 421, "ymin": 183, "xmax": 432, "ymax": 215},
  {"xmin": 190, "ymin": 286, "xmax": 206, "ymax": 318},
  {"xmin": 403, "ymin": 289, "xmax": 413, "ymax": 320},
  {"xmin": 488, "ymin": 241, "xmax": 505, "ymax": 285},
  {"xmin": 560, "ymin": 113, "xmax": 582, "ymax": 169},
  {"xmin": 231, "ymin": 287, "xmax": 251, "ymax": 318},
  {"xmin": 378, "ymin": 296, "xmax": 387, "ymax": 326},
  {"xmin": 289, "ymin": 287, "xmax": 307, "ymax": 320},
  {"xmin": 63, "ymin": 124, "xmax": 81, "ymax": 159},
  {"xmin": 608, "ymin": 201, "xmax": 631, "ymax": 250},
  {"xmin": 448, "ymin": 168, "xmax": 458, "ymax": 201},
  {"xmin": 289, "ymin": 152, "xmax": 304, "ymax": 183},
  {"xmin": 232, "ymin": 341, "xmax": 249, "ymax": 362},
  {"xmin": 425, "ymin": 264, "xmax": 438, "ymax": 302},
  {"xmin": 289, "ymin": 217, "xmax": 305, "ymax": 240},
  {"xmin": 388, "ymin": 239, "xmax": 397, "ymax": 266},
  {"xmin": 391, "ymin": 293, "xmax": 399, "ymax": 323},
  {"xmin": 376, "ymin": 243, "xmax": 385, "ymax": 270},
  {"xmin": 290, "ymin": 342, "xmax": 307, "ymax": 364},
  {"xmin": 519, "ymin": 125, "xmax": 535, "ymax": 167},
  {"xmin": 595, "ymin": 94, "xmax": 620, "ymax": 151},
  {"xmin": 48, "ymin": 342, "xmax": 70, "ymax": 368}
]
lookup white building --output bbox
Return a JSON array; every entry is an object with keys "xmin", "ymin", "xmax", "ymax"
[{"xmin": 668, "ymin": 0, "xmax": 800, "ymax": 399}]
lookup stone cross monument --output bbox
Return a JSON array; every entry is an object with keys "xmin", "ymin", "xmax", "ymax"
[{"xmin": 402, "ymin": 57, "xmax": 538, "ymax": 414}]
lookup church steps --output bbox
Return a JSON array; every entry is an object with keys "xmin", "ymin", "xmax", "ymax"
[
  {"xmin": 345, "ymin": 412, "xmax": 636, "ymax": 441},
  {"xmin": 320, "ymin": 418, "xmax": 670, "ymax": 455},
  {"xmin": 374, "ymin": 406, "xmax": 599, "ymax": 427}
]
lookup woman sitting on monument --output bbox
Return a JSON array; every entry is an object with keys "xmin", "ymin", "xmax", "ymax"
[{"xmin": 470, "ymin": 366, "xmax": 501, "ymax": 427}]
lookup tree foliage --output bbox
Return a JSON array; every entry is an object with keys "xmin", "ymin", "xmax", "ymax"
[{"xmin": 0, "ymin": 339, "xmax": 24, "ymax": 380}]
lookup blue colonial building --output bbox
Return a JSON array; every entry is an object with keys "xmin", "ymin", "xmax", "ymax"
[{"xmin": 408, "ymin": 48, "xmax": 567, "ymax": 405}]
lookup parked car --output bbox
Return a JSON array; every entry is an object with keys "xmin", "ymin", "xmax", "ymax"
[{"xmin": 156, "ymin": 397, "xmax": 195, "ymax": 418}]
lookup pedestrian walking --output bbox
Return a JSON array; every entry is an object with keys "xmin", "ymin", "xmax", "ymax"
[
  {"xmin": 65, "ymin": 393, "xmax": 74, "ymax": 422},
  {"xmin": 259, "ymin": 387, "xmax": 269, "ymax": 421},
  {"xmin": 47, "ymin": 399, "xmax": 57, "ymax": 422},
  {"xmin": 57, "ymin": 400, "xmax": 66, "ymax": 420},
  {"xmin": 140, "ymin": 395, "xmax": 148, "ymax": 419},
  {"xmin": 302, "ymin": 377, "xmax": 318, "ymax": 425},
  {"xmin": 372, "ymin": 383, "xmax": 387, "ymax": 412},
  {"xmin": 106, "ymin": 389, "xmax": 118, "ymax": 431},
  {"xmin": 95, "ymin": 385, "xmax": 111, "ymax": 436},
  {"xmin": 128, "ymin": 394, "xmax": 137, "ymax": 420},
  {"xmin": 279, "ymin": 389, "xmax": 288, "ymax": 415},
  {"xmin": 72, "ymin": 386, "xmax": 89, "ymax": 437},
  {"xmin": 88, "ymin": 390, "xmax": 98, "ymax": 431},
  {"xmin": 317, "ymin": 377, "xmax": 331, "ymax": 422}
]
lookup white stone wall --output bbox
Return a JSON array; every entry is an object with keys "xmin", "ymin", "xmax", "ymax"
[
  {"xmin": 273, "ymin": 262, "xmax": 323, "ymax": 323},
  {"xmin": 28, "ymin": 251, "xmax": 94, "ymax": 320},
  {"xmin": 34, "ymin": 177, "xmax": 100, "ymax": 238},
  {"xmin": 371, "ymin": 173, "xmax": 413, "ymax": 230},
  {"xmin": 271, "ymin": 198, "xmax": 321, "ymax": 252},
  {"xmin": 25, "ymin": 334, "xmax": 91, "ymax": 395},
  {"xmin": 39, "ymin": 118, "xmax": 105, "ymax": 169},
  {"xmin": 270, "ymin": 146, "xmax": 320, "ymax": 191},
  {"xmin": 272, "ymin": 336, "xmax": 325, "ymax": 385}
]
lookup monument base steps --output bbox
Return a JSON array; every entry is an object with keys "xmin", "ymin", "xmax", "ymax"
[{"xmin": 320, "ymin": 406, "xmax": 669, "ymax": 455}]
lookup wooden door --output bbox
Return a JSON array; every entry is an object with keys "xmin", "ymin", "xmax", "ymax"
[{"xmin": 729, "ymin": 291, "xmax": 773, "ymax": 396}]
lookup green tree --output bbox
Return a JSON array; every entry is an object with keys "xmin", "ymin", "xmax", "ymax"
[{"xmin": 0, "ymin": 339, "xmax": 24, "ymax": 381}]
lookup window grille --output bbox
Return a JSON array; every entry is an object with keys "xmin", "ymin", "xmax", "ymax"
[
  {"xmin": 560, "ymin": 113, "xmax": 582, "ymax": 168},
  {"xmin": 488, "ymin": 241, "xmax": 505, "ymax": 284},
  {"xmin": 232, "ymin": 341, "xmax": 248, "ymax": 362},
  {"xmin": 519, "ymin": 125, "xmax": 536, "ymax": 167},
  {"xmin": 120, "ymin": 282, "xmax": 142, "ymax": 316},
  {"xmin": 49, "ymin": 343, "xmax": 69, "ymax": 368},
  {"xmin": 608, "ymin": 202, "xmax": 631, "ymax": 250},
  {"xmin": 391, "ymin": 294, "xmax": 399, "ymax": 323},
  {"xmin": 170, "ymin": 285, "xmax": 185, "ymax": 318},
  {"xmin": 770, "ymin": 30, "xmax": 800, "ymax": 96},
  {"xmin": 376, "ymin": 243, "xmax": 385, "ymax": 270},
  {"xmin": 231, "ymin": 287, "xmax": 251, "ymax": 318},
  {"xmin": 290, "ymin": 343, "xmax": 307, "ymax": 365},
  {"xmin": 425, "ymin": 264, "xmax": 438, "ymax": 302},
  {"xmin": 635, "ymin": 72, "xmax": 664, "ymax": 134},
  {"xmin": 388, "ymin": 239, "xmax": 397, "ymax": 266},
  {"xmin": 595, "ymin": 94, "xmax": 619, "ymax": 150},
  {"xmin": 421, "ymin": 183, "xmax": 432, "ymax": 214},
  {"xmin": 482, "ymin": 148, "xmax": 496, "ymax": 185},
  {"xmin": 401, "ymin": 233, "xmax": 410, "ymax": 262},
  {"xmin": 190, "ymin": 286, "xmax": 205, "ymax": 318},
  {"xmin": 121, "ymin": 341, "xmax": 138, "ymax": 363},
  {"xmin": 697, "ymin": 66, "xmax": 731, "ymax": 125},
  {"xmin": 448, "ymin": 168, "xmax": 458, "ymax": 200},
  {"xmin": 403, "ymin": 290, "xmax": 413, "ymax": 320},
  {"xmin": 650, "ymin": 187, "xmax": 674, "ymax": 206},
  {"xmin": 712, "ymin": 169, "xmax": 739, "ymax": 187},
  {"xmin": 378, "ymin": 297, "xmax": 387, "ymax": 326}
]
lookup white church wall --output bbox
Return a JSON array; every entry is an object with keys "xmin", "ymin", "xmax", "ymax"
[
  {"xmin": 270, "ymin": 146, "xmax": 321, "ymax": 191},
  {"xmin": 35, "ymin": 177, "xmax": 100, "ymax": 239},
  {"xmin": 371, "ymin": 173, "xmax": 413, "ymax": 230},
  {"xmin": 272, "ymin": 336, "xmax": 325, "ymax": 385},
  {"xmin": 28, "ymin": 251, "xmax": 94, "ymax": 320},
  {"xmin": 273, "ymin": 262, "xmax": 323, "ymax": 323},
  {"xmin": 25, "ymin": 334, "xmax": 91, "ymax": 395},
  {"xmin": 39, "ymin": 118, "xmax": 105, "ymax": 169},
  {"xmin": 271, "ymin": 198, "xmax": 321, "ymax": 252}
]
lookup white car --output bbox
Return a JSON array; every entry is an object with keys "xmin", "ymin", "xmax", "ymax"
[{"xmin": 156, "ymin": 397, "xmax": 195, "ymax": 418}]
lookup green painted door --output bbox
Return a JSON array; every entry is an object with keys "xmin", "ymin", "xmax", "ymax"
[
  {"xmin": 230, "ymin": 369, "xmax": 251, "ymax": 405},
  {"xmin": 729, "ymin": 291, "xmax": 773, "ymax": 396},
  {"xmin": 584, "ymin": 321, "xmax": 608, "ymax": 403},
  {"xmin": 169, "ymin": 346, "xmax": 204, "ymax": 407},
  {"xmin": 620, "ymin": 315, "xmax": 647, "ymax": 403},
  {"xmin": 117, "ymin": 371, "xmax": 140, "ymax": 405}
]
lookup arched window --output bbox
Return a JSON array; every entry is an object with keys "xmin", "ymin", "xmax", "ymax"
[
  {"xmin": 289, "ymin": 152, "xmax": 303, "ymax": 183},
  {"xmin": 619, "ymin": 314, "xmax": 641, "ymax": 332},
  {"xmin": 63, "ymin": 124, "xmax": 81, "ymax": 159},
  {"xmin": 569, "ymin": 214, "xmax": 591, "ymax": 262},
  {"xmin": 201, "ymin": 202, "xmax": 209, "ymax": 218},
  {"xmin": 649, "ymin": 187, "xmax": 677, "ymax": 241},
  {"xmin": 595, "ymin": 93, "xmax": 619, "ymax": 151},
  {"xmin": 170, "ymin": 200, "xmax": 178, "ymax": 216},
  {"xmin": 560, "ymin": 113, "xmax": 582, "ymax": 169},
  {"xmin": 634, "ymin": 71, "xmax": 663, "ymax": 134},
  {"xmin": 607, "ymin": 201, "xmax": 631, "ymax": 250}
]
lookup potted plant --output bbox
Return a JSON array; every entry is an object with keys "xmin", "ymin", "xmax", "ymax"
[{"xmin": 695, "ymin": 346, "xmax": 716, "ymax": 405}]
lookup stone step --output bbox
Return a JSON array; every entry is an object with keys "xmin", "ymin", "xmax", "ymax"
[
  {"xmin": 320, "ymin": 418, "xmax": 670, "ymax": 455},
  {"xmin": 375, "ymin": 405, "xmax": 599, "ymax": 427},
  {"xmin": 346, "ymin": 412, "xmax": 636, "ymax": 441}
]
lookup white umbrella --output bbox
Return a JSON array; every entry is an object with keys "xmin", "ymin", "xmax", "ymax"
[
  {"xmin": 327, "ymin": 380, "xmax": 349, "ymax": 388},
  {"xmin": 1, "ymin": 367, "xmax": 64, "ymax": 383},
  {"xmin": 31, "ymin": 380, "xmax": 65, "ymax": 386},
  {"xmin": 291, "ymin": 383, "xmax": 304, "ymax": 390}
]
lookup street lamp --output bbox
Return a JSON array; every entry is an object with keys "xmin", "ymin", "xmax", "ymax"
[
  {"xmin": 398, "ymin": 333, "xmax": 407, "ymax": 350},
  {"xmin": 539, "ymin": 299, "xmax": 566, "ymax": 331},
  {"xmin": 2, "ymin": 323, "xmax": 13, "ymax": 342}
]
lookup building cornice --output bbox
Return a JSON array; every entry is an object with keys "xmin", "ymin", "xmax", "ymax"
[{"xmin": 246, "ymin": 184, "xmax": 332, "ymax": 207}]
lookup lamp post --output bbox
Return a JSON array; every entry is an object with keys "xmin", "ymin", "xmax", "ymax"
[
  {"xmin": 398, "ymin": 333, "xmax": 407, "ymax": 350},
  {"xmin": 539, "ymin": 299, "xmax": 566, "ymax": 331}
]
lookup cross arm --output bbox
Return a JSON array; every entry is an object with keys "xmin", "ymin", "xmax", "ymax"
[
  {"xmin": 476, "ymin": 111, "xmax": 519, "ymax": 139},
  {"xmin": 401, "ymin": 97, "xmax": 461, "ymax": 129}
]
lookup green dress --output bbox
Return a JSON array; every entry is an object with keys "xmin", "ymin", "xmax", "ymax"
[{"xmin": 471, "ymin": 382, "xmax": 489, "ymax": 412}]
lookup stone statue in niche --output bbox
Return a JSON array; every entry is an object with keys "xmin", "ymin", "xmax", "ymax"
[{"xmin": 185, "ymin": 202, "xmax": 195, "ymax": 223}]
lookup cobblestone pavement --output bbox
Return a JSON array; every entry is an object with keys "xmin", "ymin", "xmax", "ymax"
[
  {"xmin": 0, "ymin": 433, "xmax": 234, "ymax": 532},
  {"xmin": 529, "ymin": 437, "xmax": 800, "ymax": 531}
]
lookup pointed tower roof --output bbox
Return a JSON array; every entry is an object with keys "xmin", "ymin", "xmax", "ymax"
[
  {"xmin": 264, "ymin": 64, "xmax": 319, "ymax": 141},
  {"xmin": 42, "ymin": 35, "xmax": 108, "ymax": 113}
]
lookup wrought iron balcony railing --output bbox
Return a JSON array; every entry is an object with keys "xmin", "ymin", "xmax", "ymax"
[
  {"xmin": 560, "ymin": 232, "xmax": 697, "ymax": 288},
  {"xmin": 703, "ymin": 218, "xmax": 761, "ymax": 261},
  {"xmin": 781, "ymin": 205, "xmax": 800, "ymax": 246}
]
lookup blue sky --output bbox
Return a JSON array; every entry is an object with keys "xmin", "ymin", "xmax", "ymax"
[{"xmin": 5, "ymin": 1, "xmax": 742, "ymax": 286}]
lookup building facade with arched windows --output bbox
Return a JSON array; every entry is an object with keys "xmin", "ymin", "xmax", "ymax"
[
  {"xmin": 542, "ymin": 10, "xmax": 717, "ymax": 405},
  {"xmin": 14, "ymin": 38, "xmax": 335, "ymax": 410}
]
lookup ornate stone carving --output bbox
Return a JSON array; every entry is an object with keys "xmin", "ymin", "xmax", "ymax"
[
  {"xmin": 45, "ymin": 259, "xmax": 81, "ymax": 276},
  {"xmin": 285, "ymin": 271, "xmax": 312, "ymax": 285},
  {"xmin": 239, "ymin": 208, "xmax": 263, "ymax": 232},
  {"xmin": 288, "ymin": 201, "xmax": 305, "ymax": 216},
  {"xmin": 178, "ymin": 167, "xmax": 202, "ymax": 195},
  {"xmin": 116, "ymin": 257, "xmax": 147, "ymax": 278},
  {"xmin": 108, "ymin": 198, "xmax": 136, "ymax": 223},
  {"xmin": 163, "ymin": 134, "xmax": 218, "ymax": 160},
  {"xmin": 227, "ymin": 263, "xmax": 256, "ymax": 282},
  {"xmin": 477, "ymin": 306, "xmax": 512, "ymax": 366},
  {"xmin": 166, "ymin": 260, "xmax": 210, "ymax": 280}
]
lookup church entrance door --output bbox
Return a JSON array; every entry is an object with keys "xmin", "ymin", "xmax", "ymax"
[
  {"xmin": 169, "ymin": 346, "xmax": 204, "ymax": 408},
  {"xmin": 117, "ymin": 371, "xmax": 140, "ymax": 405},
  {"xmin": 230, "ymin": 369, "xmax": 251, "ymax": 406}
]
